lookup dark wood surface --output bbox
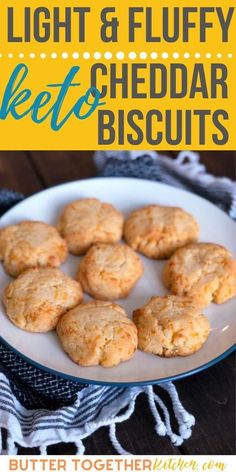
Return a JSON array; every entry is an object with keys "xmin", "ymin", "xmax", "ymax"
[{"xmin": 0, "ymin": 151, "xmax": 235, "ymax": 455}]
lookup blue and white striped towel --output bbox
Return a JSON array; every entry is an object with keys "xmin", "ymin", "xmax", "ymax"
[{"xmin": 0, "ymin": 151, "xmax": 235, "ymax": 454}]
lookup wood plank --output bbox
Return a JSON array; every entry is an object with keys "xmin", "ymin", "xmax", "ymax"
[
  {"xmin": 0, "ymin": 152, "xmax": 43, "ymax": 196},
  {"xmin": 197, "ymin": 152, "xmax": 235, "ymax": 180},
  {"xmin": 29, "ymin": 151, "xmax": 96, "ymax": 187}
]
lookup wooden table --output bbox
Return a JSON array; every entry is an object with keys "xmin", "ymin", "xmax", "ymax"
[{"xmin": 0, "ymin": 151, "xmax": 235, "ymax": 455}]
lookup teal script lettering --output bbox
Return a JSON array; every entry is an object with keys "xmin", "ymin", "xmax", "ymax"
[{"xmin": 0, "ymin": 63, "xmax": 105, "ymax": 130}]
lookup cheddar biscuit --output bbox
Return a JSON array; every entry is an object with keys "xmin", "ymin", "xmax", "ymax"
[
  {"xmin": 163, "ymin": 243, "xmax": 236, "ymax": 307},
  {"xmin": 0, "ymin": 221, "xmax": 68, "ymax": 277},
  {"xmin": 77, "ymin": 243, "xmax": 143, "ymax": 300},
  {"xmin": 3, "ymin": 267, "xmax": 83, "ymax": 333},
  {"xmin": 133, "ymin": 295, "xmax": 210, "ymax": 357},
  {"xmin": 124, "ymin": 205, "xmax": 199, "ymax": 259},
  {"xmin": 57, "ymin": 198, "xmax": 124, "ymax": 255},
  {"xmin": 57, "ymin": 300, "xmax": 138, "ymax": 367}
]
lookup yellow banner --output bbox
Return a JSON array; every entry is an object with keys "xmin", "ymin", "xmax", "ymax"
[{"xmin": 0, "ymin": 1, "xmax": 235, "ymax": 149}]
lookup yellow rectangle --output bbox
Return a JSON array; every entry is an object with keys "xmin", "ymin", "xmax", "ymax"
[{"xmin": 0, "ymin": 1, "xmax": 234, "ymax": 149}]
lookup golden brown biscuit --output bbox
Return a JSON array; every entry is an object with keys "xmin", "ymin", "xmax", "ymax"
[
  {"xmin": 124, "ymin": 205, "xmax": 199, "ymax": 259},
  {"xmin": 133, "ymin": 295, "xmax": 210, "ymax": 357},
  {"xmin": 56, "ymin": 300, "xmax": 138, "ymax": 367},
  {"xmin": 0, "ymin": 221, "xmax": 68, "ymax": 277},
  {"xmin": 3, "ymin": 267, "xmax": 83, "ymax": 333},
  {"xmin": 57, "ymin": 198, "xmax": 124, "ymax": 255},
  {"xmin": 77, "ymin": 243, "xmax": 143, "ymax": 300},
  {"xmin": 163, "ymin": 243, "xmax": 236, "ymax": 307}
]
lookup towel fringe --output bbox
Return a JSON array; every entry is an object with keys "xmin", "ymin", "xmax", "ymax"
[
  {"xmin": 109, "ymin": 424, "xmax": 130, "ymax": 455},
  {"xmin": 75, "ymin": 440, "xmax": 85, "ymax": 456},
  {"xmin": 39, "ymin": 445, "xmax": 47, "ymax": 455},
  {"xmin": 146, "ymin": 386, "xmax": 166, "ymax": 436},
  {"xmin": 1, "ymin": 383, "xmax": 195, "ymax": 455},
  {"xmin": 7, "ymin": 436, "xmax": 18, "ymax": 455}
]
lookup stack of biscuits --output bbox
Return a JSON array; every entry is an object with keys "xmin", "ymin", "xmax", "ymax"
[{"xmin": 1, "ymin": 197, "xmax": 236, "ymax": 368}]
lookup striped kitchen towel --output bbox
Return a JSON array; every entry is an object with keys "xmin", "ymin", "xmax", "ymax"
[
  {"xmin": 0, "ymin": 151, "xmax": 235, "ymax": 454},
  {"xmin": 95, "ymin": 150, "xmax": 236, "ymax": 218}
]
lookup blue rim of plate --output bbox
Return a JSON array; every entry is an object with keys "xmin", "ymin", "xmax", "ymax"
[{"xmin": 0, "ymin": 335, "xmax": 235, "ymax": 387}]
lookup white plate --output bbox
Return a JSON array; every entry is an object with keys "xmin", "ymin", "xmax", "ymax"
[{"xmin": 0, "ymin": 178, "xmax": 235, "ymax": 386}]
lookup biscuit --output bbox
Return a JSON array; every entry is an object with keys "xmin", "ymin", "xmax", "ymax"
[
  {"xmin": 124, "ymin": 205, "xmax": 199, "ymax": 259},
  {"xmin": 3, "ymin": 267, "xmax": 83, "ymax": 333},
  {"xmin": 0, "ymin": 221, "xmax": 68, "ymax": 277},
  {"xmin": 77, "ymin": 243, "xmax": 143, "ymax": 300},
  {"xmin": 163, "ymin": 243, "xmax": 236, "ymax": 307},
  {"xmin": 133, "ymin": 295, "xmax": 210, "ymax": 357},
  {"xmin": 57, "ymin": 198, "xmax": 124, "ymax": 255},
  {"xmin": 56, "ymin": 300, "xmax": 138, "ymax": 367}
]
